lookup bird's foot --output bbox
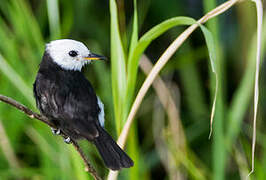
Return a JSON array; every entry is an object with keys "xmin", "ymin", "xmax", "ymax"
[
  {"xmin": 51, "ymin": 128, "xmax": 61, "ymax": 135},
  {"xmin": 64, "ymin": 137, "xmax": 71, "ymax": 144}
]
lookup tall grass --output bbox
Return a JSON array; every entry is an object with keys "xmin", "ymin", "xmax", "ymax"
[{"xmin": 0, "ymin": 0, "xmax": 265, "ymax": 179}]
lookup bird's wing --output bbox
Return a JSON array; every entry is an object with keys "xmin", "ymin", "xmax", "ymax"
[
  {"xmin": 56, "ymin": 85, "xmax": 101, "ymax": 139},
  {"xmin": 34, "ymin": 73, "xmax": 100, "ymax": 139}
]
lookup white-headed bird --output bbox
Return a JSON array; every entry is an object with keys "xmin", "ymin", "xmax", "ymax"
[{"xmin": 33, "ymin": 39, "xmax": 133, "ymax": 170}]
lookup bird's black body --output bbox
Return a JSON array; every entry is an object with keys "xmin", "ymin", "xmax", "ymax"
[{"xmin": 33, "ymin": 52, "xmax": 133, "ymax": 170}]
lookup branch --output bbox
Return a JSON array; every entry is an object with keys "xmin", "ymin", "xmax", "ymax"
[{"xmin": 0, "ymin": 94, "xmax": 102, "ymax": 180}]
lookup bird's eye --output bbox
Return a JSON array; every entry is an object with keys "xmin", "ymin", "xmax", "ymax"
[{"xmin": 69, "ymin": 50, "xmax": 78, "ymax": 57}]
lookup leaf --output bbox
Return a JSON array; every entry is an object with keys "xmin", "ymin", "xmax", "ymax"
[
  {"xmin": 124, "ymin": 0, "xmax": 138, "ymax": 118},
  {"xmin": 125, "ymin": 15, "xmax": 218, "ymax": 137},
  {"xmin": 199, "ymin": 25, "xmax": 216, "ymax": 73},
  {"xmin": 198, "ymin": 25, "xmax": 218, "ymax": 138},
  {"xmin": 46, "ymin": 0, "xmax": 61, "ymax": 39},
  {"xmin": 128, "ymin": 0, "xmax": 138, "ymax": 58},
  {"xmin": 110, "ymin": 0, "xmax": 127, "ymax": 133},
  {"xmin": 126, "ymin": 17, "xmax": 196, "ymax": 110},
  {"xmin": 0, "ymin": 54, "xmax": 35, "ymax": 107},
  {"xmin": 248, "ymin": 0, "xmax": 263, "ymax": 176}
]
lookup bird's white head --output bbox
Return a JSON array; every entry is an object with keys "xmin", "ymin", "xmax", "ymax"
[{"xmin": 46, "ymin": 39, "xmax": 106, "ymax": 71}]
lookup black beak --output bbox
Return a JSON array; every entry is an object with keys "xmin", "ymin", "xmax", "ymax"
[{"xmin": 84, "ymin": 53, "xmax": 107, "ymax": 61}]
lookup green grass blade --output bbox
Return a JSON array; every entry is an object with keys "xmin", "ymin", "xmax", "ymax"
[
  {"xmin": 128, "ymin": 123, "xmax": 140, "ymax": 180},
  {"xmin": 127, "ymin": 2, "xmax": 139, "ymax": 178},
  {"xmin": 46, "ymin": 0, "xmax": 61, "ymax": 39},
  {"xmin": 203, "ymin": 1, "xmax": 225, "ymax": 179},
  {"xmin": 124, "ymin": 0, "xmax": 139, "ymax": 120},
  {"xmin": 126, "ymin": 17, "xmax": 195, "ymax": 111},
  {"xmin": 227, "ymin": 15, "xmax": 266, "ymax": 147},
  {"xmin": 128, "ymin": 0, "xmax": 138, "ymax": 58},
  {"xmin": 199, "ymin": 25, "xmax": 216, "ymax": 73},
  {"xmin": 0, "ymin": 54, "xmax": 35, "ymax": 107},
  {"xmin": 198, "ymin": 25, "xmax": 218, "ymax": 138},
  {"xmin": 110, "ymin": 0, "xmax": 127, "ymax": 133},
  {"xmin": 10, "ymin": 0, "xmax": 44, "ymax": 55}
]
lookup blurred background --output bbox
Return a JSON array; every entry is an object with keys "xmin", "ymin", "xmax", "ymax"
[{"xmin": 0, "ymin": 0, "xmax": 265, "ymax": 179}]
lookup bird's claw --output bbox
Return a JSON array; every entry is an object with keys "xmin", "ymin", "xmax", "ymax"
[
  {"xmin": 64, "ymin": 137, "xmax": 71, "ymax": 144},
  {"xmin": 51, "ymin": 128, "xmax": 61, "ymax": 135},
  {"xmin": 51, "ymin": 128, "xmax": 71, "ymax": 144}
]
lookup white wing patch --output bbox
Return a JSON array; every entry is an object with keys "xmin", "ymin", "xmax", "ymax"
[{"xmin": 97, "ymin": 96, "xmax": 105, "ymax": 127}]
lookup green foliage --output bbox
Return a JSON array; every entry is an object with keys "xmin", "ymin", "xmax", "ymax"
[
  {"xmin": 0, "ymin": 0, "xmax": 265, "ymax": 180},
  {"xmin": 110, "ymin": 0, "xmax": 127, "ymax": 133},
  {"xmin": 126, "ymin": 17, "xmax": 196, "ymax": 112}
]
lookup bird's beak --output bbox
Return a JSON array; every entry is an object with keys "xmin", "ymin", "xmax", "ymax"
[{"xmin": 83, "ymin": 53, "xmax": 107, "ymax": 61}]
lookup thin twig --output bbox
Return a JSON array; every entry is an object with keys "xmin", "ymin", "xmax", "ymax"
[
  {"xmin": 72, "ymin": 140, "xmax": 102, "ymax": 180},
  {"xmin": 0, "ymin": 95, "xmax": 52, "ymax": 127},
  {"xmin": 0, "ymin": 94, "xmax": 101, "ymax": 180}
]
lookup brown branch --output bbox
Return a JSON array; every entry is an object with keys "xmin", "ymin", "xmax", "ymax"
[
  {"xmin": 72, "ymin": 140, "xmax": 101, "ymax": 180},
  {"xmin": 0, "ymin": 94, "xmax": 102, "ymax": 180},
  {"xmin": 0, "ymin": 95, "xmax": 53, "ymax": 127}
]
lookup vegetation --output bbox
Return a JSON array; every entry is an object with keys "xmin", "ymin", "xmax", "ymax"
[{"xmin": 0, "ymin": 0, "xmax": 264, "ymax": 179}]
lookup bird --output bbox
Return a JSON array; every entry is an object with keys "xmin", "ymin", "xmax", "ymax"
[{"xmin": 33, "ymin": 39, "xmax": 133, "ymax": 170}]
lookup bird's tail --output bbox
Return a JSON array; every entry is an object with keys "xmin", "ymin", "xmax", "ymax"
[{"xmin": 93, "ymin": 128, "xmax": 134, "ymax": 170}]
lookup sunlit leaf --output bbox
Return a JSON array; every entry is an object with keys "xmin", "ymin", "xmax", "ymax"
[
  {"xmin": 126, "ymin": 17, "xmax": 195, "ymax": 110},
  {"xmin": 110, "ymin": 0, "xmax": 127, "ymax": 133}
]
